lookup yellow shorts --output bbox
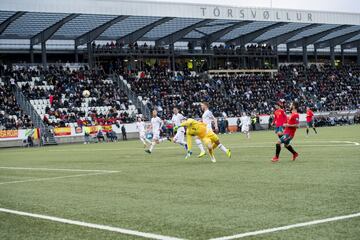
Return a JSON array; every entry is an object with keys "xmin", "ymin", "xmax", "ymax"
[{"xmin": 201, "ymin": 131, "xmax": 219, "ymax": 148}]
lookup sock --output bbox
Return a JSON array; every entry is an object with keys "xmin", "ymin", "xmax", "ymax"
[
  {"xmin": 209, "ymin": 149, "xmax": 216, "ymax": 162},
  {"xmin": 159, "ymin": 138, "xmax": 167, "ymax": 143},
  {"xmin": 140, "ymin": 138, "xmax": 147, "ymax": 145},
  {"xmin": 247, "ymin": 132, "xmax": 250, "ymax": 138},
  {"xmin": 149, "ymin": 142, "xmax": 156, "ymax": 152},
  {"xmin": 195, "ymin": 138, "xmax": 205, "ymax": 152},
  {"xmin": 285, "ymin": 145, "xmax": 297, "ymax": 155},
  {"xmin": 306, "ymin": 129, "xmax": 309, "ymax": 135},
  {"xmin": 313, "ymin": 128, "xmax": 317, "ymax": 134},
  {"xmin": 218, "ymin": 144, "xmax": 228, "ymax": 154},
  {"xmin": 275, "ymin": 143, "xmax": 281, "ymax": 157}
]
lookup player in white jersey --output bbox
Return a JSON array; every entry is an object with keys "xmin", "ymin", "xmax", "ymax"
[
  {"xmin": 202, "ymin": 104, "xmax": 218, "ymax": 132},
  {"xmin": 145, "ymin": 110, "xmax": 167, "ymax": 154},
  {"xmin": 239, "ymin": 112, "xmax": 251, "ymax": 139},
  {"xmin": 199, "ymin": 102, "xmax": 231, "ymax": 158},
  {"xmin": 171, "ymin": 107, "xmax": 188, "ymax": 150},
  {"xmin": 136, "ymin": 117, "xmax": 151, "ymax": 147}
]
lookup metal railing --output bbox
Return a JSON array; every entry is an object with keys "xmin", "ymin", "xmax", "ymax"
[
  {"xmin": 13, "ymin": 85, "xmax": 57, "ymax": 145},
  {"xmin": 113, "ymin": 74, "xmax": 151, "ymax": 120}
]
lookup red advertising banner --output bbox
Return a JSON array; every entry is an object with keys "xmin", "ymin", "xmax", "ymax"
[
  {"xmin": 0, "ymin": 130, "xmax": 18, "ymax": 139},
  {"xmin": 53, "ymin": 127, "xmax": 72, "ymax": 136}
]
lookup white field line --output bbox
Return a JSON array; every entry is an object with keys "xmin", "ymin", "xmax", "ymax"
[
  {"xmin": 0, "ymin": 172, "xmax": 118, "ymax": 185},
  {"xmin": 0, "ymin": 207, "xmax": 184, "ymax": 240},
  {"xmin": 2, "ymin": 141, "xmax": 358, "ymax": 153},
  {"xmin": 210, "ymin": 212, "xmax": 360, "ymax": 240},
  {"xmin": 44, "ymin": 143, "xmax": 360, "ymax": 152},
  {"xmin": 329, "ymin": 141, "xmax": 360, "ymax": 146},
  {"xmin": 0, "ymin": 167, "xmax": 117, "ymax": 173}
]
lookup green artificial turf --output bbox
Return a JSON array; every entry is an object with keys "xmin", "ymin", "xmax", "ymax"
[{"xmin": 0, "ymin": 125, "xmax": 359, "ymax": 240}]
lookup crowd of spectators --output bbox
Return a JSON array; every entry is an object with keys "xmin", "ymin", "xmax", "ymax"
[
  {"xmin": 292, "ymin": 64, "xmax": 360, "ymax": 111},
  {"xmin": 315, "ymin": 113, "xmax": 360, "ymax": 127},
  {"xmin": 1, "ymin": 64, "xmax": 137, "ymax": 128},
  {"xmin": 1, "ymin": 62, "xmax": 360, "ymax": 131},
  {"xmin": 211, "ymin": 43, "xmax": 274, "ymax": 56},
  {"xmin": 93, "ymin": 41, "xmax": 274, "ymax": 56},
  {"xmin": 0, "ymin": 77, "xmax": 33, "ymax": 130},
  {"xmin": 93, "ymin": 41, "xmax": 167, "ymax": 55},
  {"xmin": 124, "ymin": 64, "xmax": 360, "ymax": 119}
]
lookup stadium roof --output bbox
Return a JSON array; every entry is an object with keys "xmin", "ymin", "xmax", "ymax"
[{"xmin": 0, "ymin": 0, "xmax": 360, "ymax": 49}]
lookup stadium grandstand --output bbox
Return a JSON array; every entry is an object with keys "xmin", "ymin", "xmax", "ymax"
[
  {"xmin": 1, "ymin": 1, "xmax": 360, "ymax": 240},
  {"xmin": 0, "ymin": 0, "xmax": 359, "ymax": 146}
]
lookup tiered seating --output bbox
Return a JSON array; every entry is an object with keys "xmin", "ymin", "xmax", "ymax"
[
  {"xmin": 124, "ymin": 64, "xmax": 360, "ymax": 118},
  {"xmin": 0, "ymin": 78, "xmax": 33, "ymax": 130},
  {"xmin": 13, "ymin": 65, "xmax": 138, "ymax": 127}
]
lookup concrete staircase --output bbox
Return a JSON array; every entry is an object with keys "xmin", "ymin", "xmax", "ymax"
[{"xmin": 13, "ymin": 85, "xmax": 57, "ymax": 146}]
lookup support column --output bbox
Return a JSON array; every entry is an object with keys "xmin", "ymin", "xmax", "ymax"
[
  {"xmin": 314, "ymin": 47, "xmax": 318, "ymax": 63},
  {"xmin": 341, "ymin": 46, "xmax": 345, "ymax": 65},
  {"xmin": 357, "ymin": 46, "xmax": 360, "ymax": 65},
  {"xmin": 41, "ymin": 42, "xmax": 47, "ymax": 67},
  {"xmin": 287, "ymin": 47, "xmax": 290, "ymax": 62},
  {"xmin": 330, "ymin": 45, "xmax": 335, "ymax": 67},
  {"xmin": 87, "ymin": 42, "xmax": 93, "ymax": 67},
  {"xmin": 274, "ymin": 45, "xmax": 279, "ymax": 68},
  {"xmin": 302, "ymin": 45, "xmax": 308, "ymax": 66},
  {"xmin": 75, "ymin": 46, "xmax": 79, "ymax": 63},
  {"xmin": 170, "ymin": 44, "xmax": 175, "ymax": 71},
  {"xmin": 30, "ymin": 45, "xmax": 34, "ymax": 63},
  {"xmin": 209, "ymin": 56, "xmax": 214, "ymax": 69}
]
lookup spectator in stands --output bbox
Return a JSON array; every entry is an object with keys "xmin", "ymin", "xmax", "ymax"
[
  {"xmin": 12, "ymin": 65, "xmax": 136, "ymax": 128},
  {"xmin": 84, "ymin": 130, "xmax": 90, "ymax": 144},
  {"xmin": 106, "ymin": 129, "xmax": 118, "ymax": 142},
  {"xmin": 0, "ymin": 77, "xmax": 33, "ymax": 130},
  {"xmin": 27, "ymin": 135, "xmax": 34, "ymax": 147},
  {"xmin": 97, "ymin": 130, "xmax": 105, "ymax": 142}
]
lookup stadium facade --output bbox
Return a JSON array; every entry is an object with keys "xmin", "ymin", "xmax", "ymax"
[{"xmin": 0, "ymin": 0, "xmax": 360, "ymax": 68}]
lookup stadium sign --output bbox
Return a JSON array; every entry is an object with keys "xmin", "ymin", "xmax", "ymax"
[
  {"xmin": 1, "ymin": 0, "xmax": 360, "ymax": 25},
  {"xmin": 200, "ymin": 7, "xmax": 313, "ymax": 23}
]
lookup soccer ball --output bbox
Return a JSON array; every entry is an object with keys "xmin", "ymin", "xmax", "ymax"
[{"xmin": 82, "ymin": 90, "xmax": 90, "ymax": 98}]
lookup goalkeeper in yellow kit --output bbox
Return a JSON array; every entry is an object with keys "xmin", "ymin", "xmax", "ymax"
[{"xmin": 178, "ymin": 118, "xmax": 231, "ymax": 163}]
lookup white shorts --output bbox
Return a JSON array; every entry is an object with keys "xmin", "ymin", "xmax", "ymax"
[
  {"xmin": 173, "ymin": 127, "xmax": 185, "ymax": 143},
  {"xmin": 139, "ymin": 131, "xmax": 146, "ymax": 139},
  {"xmin": 242, "ymin": 125, "xmax": 250, "ymax": 133},
  {"xmin": 152, "ymin": 130, "xmax": 160, "ymax": 140}
]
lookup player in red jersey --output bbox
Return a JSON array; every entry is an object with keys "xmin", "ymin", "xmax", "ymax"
[
  {"xmin": 272, "ymin": 101, "xmax": 287, "ymax": 138},
  {"xmin": 272, "ymin": 102, "xmax": 300, "ymax": 162},
  {"xmin": 306, "ymin": 107, "xmax": 317, "ymax": 135}
]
